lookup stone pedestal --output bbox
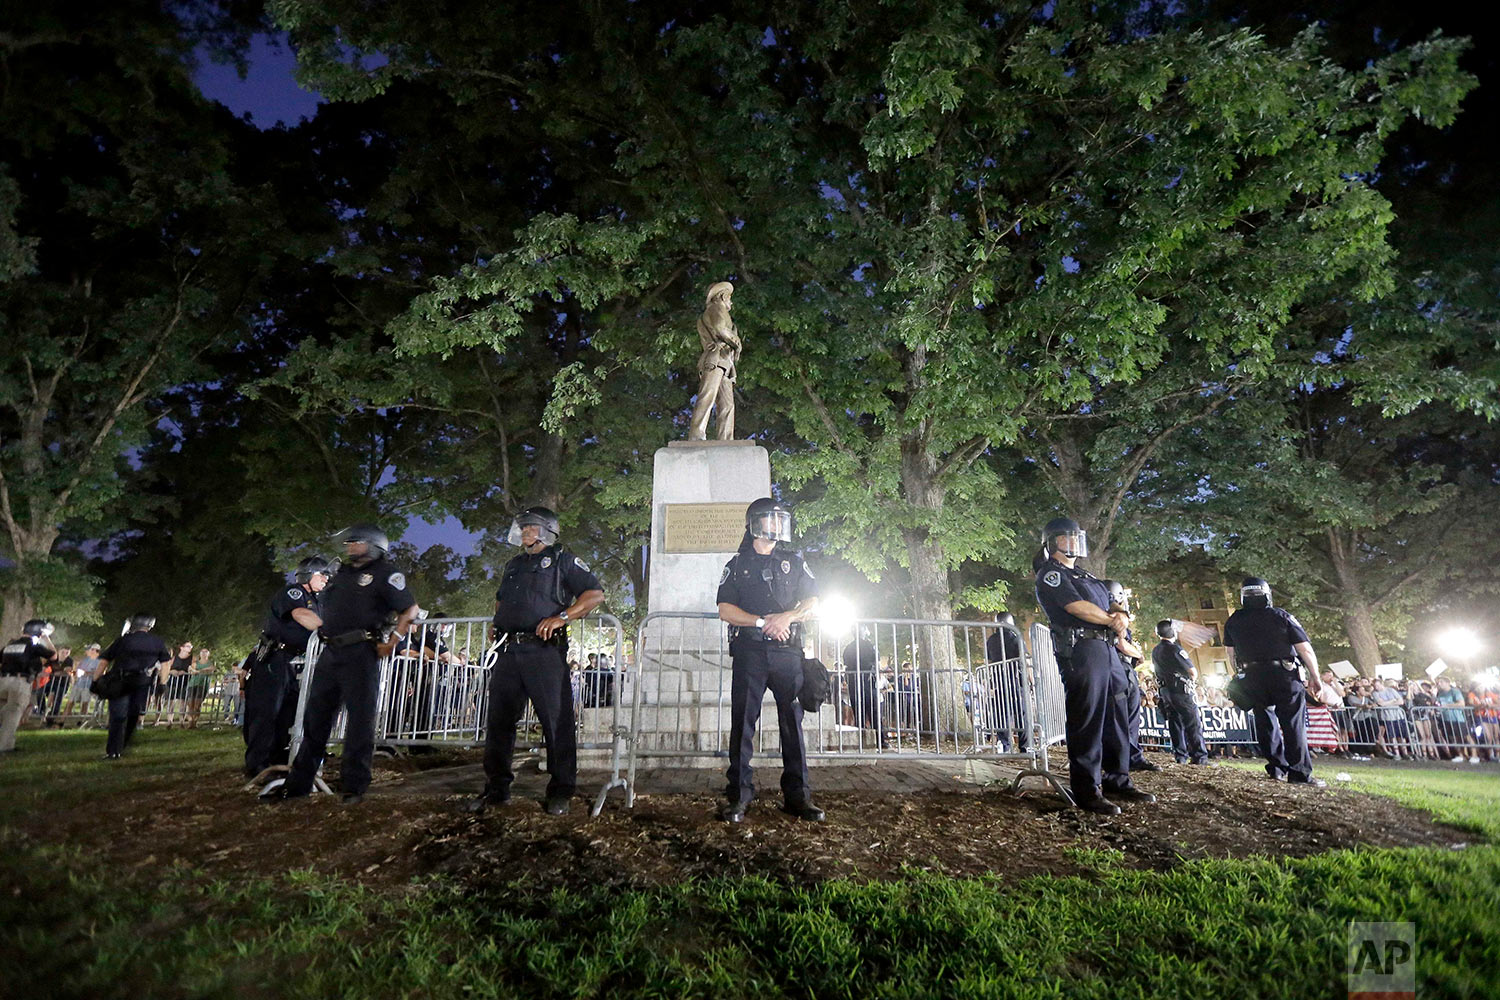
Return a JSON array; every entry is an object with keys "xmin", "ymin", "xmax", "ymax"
[
  {"xmin": 640, "ymin": 441, "xmax": 853, "ymax": 761},
  {"xmin": 647, "ymin": 440, "xmax": 770, "ymax": 615}
]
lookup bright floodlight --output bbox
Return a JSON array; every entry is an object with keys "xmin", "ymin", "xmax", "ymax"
[
  {"xmin": 1438, "ymin": 627, "xmax": 1483, "ymax": 662},
  {"xmin": 1204, "ymin": 673, "xmax": 1227, "ymax": 690},
  {"xmin": 818, "ymin": 595, "xmax": 858, "ymax": 638}
]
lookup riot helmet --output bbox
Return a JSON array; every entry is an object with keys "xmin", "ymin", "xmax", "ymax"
[
  {"xmin": 507, "ymin": 506, "xmax": 560, "ymax": 548},
  {"xmin": 1042, "ymin": 517, "xmax": 1088, "ymax": 559},
  {"xmin": 1103, "ymin": 580, "xmax": 1130, "ymax": 611},
  {"xmin": 1156, "ymin": 619, "xmax": 1178, "ymax": 640},
  {"xmin": 1240, "ymin": 577, "xmax": 1272, "ymax": 608},
  {"xmin": 994, "ymin": 612, "xmax": 1016, "ymax": 629},
  {"xmin": 22, "ymin": 619, "xmax": 53, "ymax": 638},
  {"xmin": 129, "ymin": 613, "xmax": 157, "ymax": 632},
  {"xmin": 333, "ymin": 523, "xmax": 389, "ymax": 563},
  {"xmin": 295, "ymin": 555, "xmax": 332, "ymax": 586},
  {"xmin": 746, "ymin": 497, "xmax": 793, "ymax": 543},
  {"xmin": 427, "ymin": 609, "xmax": 454, "ymax": 639}
]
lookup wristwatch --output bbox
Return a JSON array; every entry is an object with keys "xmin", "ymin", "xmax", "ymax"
[
  {"xmin": 558, "ymin": 611, "xmax": 569, "ymax": 621},
  {"xmin": 754, "ymin": 617, "xmax": 766, "ymax": 630}
]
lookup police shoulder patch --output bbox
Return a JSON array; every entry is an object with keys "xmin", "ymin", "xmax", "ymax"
[
  {"xmin": 1043, "ymin": 570, "xmax": 1063, "ymax": 588},
  {"xmin": 388, "ymin": 572, "xmax": 406, "ymax": 590},
  {"xmin": 720, "ymin": 564, "xmax": 732, "ymax": 584},
  {"xmin": 802, "ymin": 561, "xmax": 815, "ymax": 580},
  {"xmin": 288, "ymin": 587, "xmax": 304, "ymax": 600},
  {"xmin": 573, "ymin": 556, "xmax": 590, "ymax": 572},
  {"xmin": 1283, "ymin": 611, "xmax": 1303, "ymax": 629}
]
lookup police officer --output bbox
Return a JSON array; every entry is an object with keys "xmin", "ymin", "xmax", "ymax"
[
  {"xmin": 1102, "ymin": 580, "xmax": 1159, "ymax": 773},
  {"xmin": 243, "ymin": 556, "xmax": 330, "ymax": 778},
  {"xmin": 95, "ymin": 615, "xmax": 172, "ymax": 759},
  {"xmin": 1223, "ymin": 577, "xmax": 1326, "ymax": 787},
  {"xmin": 0, "ymin": 620, "xmax": 56, "ymax": 752},
  {"xmin": 468, "ymin": 506, "xmax": 604, "ymax": 816},
  {"xmin": 984, "ymin": 612, "xmax": 1028, "ymax": 752},
  {"xmin": 716, "ymin": 497, "xmax": 823, "ymax": 823},
  {"xmin": 1034, "ymin": 518, "xmax": 1154, "ymax": 814},
  {"xmin": 841, "ymin": 630, "xmax": 883, "ymax": 747},
  {"xmin": 279, "ymin": 524, "xmax": 419, "ymax": 805},
  {"xmin": 1151, "ymin": 620, "xmax": 1210, "ymax": 765}
]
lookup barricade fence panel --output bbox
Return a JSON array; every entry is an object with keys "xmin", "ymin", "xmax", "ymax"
[
  {"xmin": 625, "ymin": 612, "xmax": 1074, "ymax": 804},
  {"xmin": 283, "ymin": 614, "xmax": 630, "ymax": 813}
]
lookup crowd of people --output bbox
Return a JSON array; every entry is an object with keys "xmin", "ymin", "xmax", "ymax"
[
  {"xmin": 3, "ymin": 631, "xmax": 243, "ymax": 733},
  {"xmin": 1135, "ymin": 669, "xmax": 1498, "ymax": 762}
]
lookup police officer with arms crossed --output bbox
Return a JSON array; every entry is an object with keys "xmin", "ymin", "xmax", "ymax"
[
  {"xmin": 95, "ymin": 615, "xmax": 172, "ymax": 759},
  {"xmin": 278, "ymin": 524, "xmax": 419, "ymax": 805},
  {"xmin": 716, "ymin": 497, "xmax": 824, "ymax": 824},
  {"xmin": 1035, "ymin": 518, "xmax": 1155, "ymax": 814},
  {"xmin": 1102, "ymin": 580, "xmax": 1160, "ymax": 774},
  {"xmin": 468, "ymin": 506, "xmax": 603, "ymax": 816},
  {"xmin": 1151, "ymin": 620, "xmax": 1210, "ymax": 765},
  {"xmin": 0, "ymin": 620, "xmax": 57, "ymax": 752},
  {"xmin": 1223, "ymin": 576, "xmax": 1327, "ymax": 787},
  {"xmin": 244, "ymin": 556, "xmax": 330, "ymax": 778}
]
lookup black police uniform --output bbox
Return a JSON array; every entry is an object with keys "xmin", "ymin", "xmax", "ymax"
[
  {"xmin": 97, "ymin": 632, "xmax": 171, "ymax": 756},
  {"xmin": 244, "ymin": 582, "xmax": 320, "ymax": 776},
  {"xmin": 840, "ymin": 637, "xmax": 882, "ymax": 740},
  {"xmin": 984, "ymin": 628, "xmax": 1028, "ymax": 752},
  {"xmin": 2, "ymin": 636, "xmax": 51, "ymax": 748},
  {"xmin": 1035, "ymin": 558, "xmax": 1133, "ymax": 801},
  {"xmin": 717, "ymin": 539, "xmax": 818, "ymax": 809},
  {"xmin": 285, "ymin": 557, "xmax": 415, "ymax": 798},
  {"xmin": 1151, "ymin": 639, "xmax": 1208, "ymax": 764},
  {"xmin": 482, "ymin": 544, "xmax": 601, "ymax": 804},
  {"xmin": 1223, "ymin": 604, "xmax": 1315, "ymax": 782},
  {"xmin": 1119, "ymin": 627, "xmax": 1150, "ymax": 769}
]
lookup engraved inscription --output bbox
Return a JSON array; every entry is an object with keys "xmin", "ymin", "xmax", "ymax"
[{"xmin": 662, "ymin": 503, "xmax": 747, "ymax": 553}]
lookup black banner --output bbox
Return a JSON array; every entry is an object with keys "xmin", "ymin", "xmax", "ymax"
[{"xmin": 1138, "ymin": 704, "xmax": 1257, "ymax": 744}]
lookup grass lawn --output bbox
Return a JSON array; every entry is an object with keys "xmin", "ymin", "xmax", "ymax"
[{"xmin": 4, "ymin": 730, "xmax": 1497, "ymax": 999}]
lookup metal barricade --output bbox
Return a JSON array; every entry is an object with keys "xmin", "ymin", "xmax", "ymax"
[
  {"xmin": 624, "ymin": 612, "xmax": 1071, "ymax": 806},
  {"xmin": 278, "ymin": 616, "xmax": 630, "ymax": 814}
]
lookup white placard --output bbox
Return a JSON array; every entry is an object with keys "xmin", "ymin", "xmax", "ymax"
[
  {"xmin": 1374, "ymin": 662, "xmax": 1403, "ymax": 681},
  {"xmin": 1426, "ymin": 658, "xmax": 1449, "ymax": 679},
  {"xmin": 1328, "ymin": 660, "xmax": 1359, "ymax": 679}
]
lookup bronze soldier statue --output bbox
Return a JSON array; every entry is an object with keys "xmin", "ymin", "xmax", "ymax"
[{"xmin": 688, "ymin": 281, "xmax": 741, "ymax": 440}]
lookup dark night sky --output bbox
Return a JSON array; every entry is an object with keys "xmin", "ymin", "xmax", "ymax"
[{"xmin": 194, "ymin": 36, "xmax": 485, "ymax": 558}]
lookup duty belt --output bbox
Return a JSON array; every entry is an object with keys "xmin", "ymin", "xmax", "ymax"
[
  {"xmin": 727, "ymin": 624, "xmax": 803, "ymax": 646},
  {"xmin": 1061, "ymin": 626, "xmax": 1114, "ymax": 642},
  {"xmin": 1243, "ymin": 659, "xmax": 1296, "ymax": 670},
  {"xmin": 318, "ymin": 628, "xmax": 374, "ymax": 648},
  {"xmin": 496, "ymin": 630, "xmax": 564, "ymax": 647}
]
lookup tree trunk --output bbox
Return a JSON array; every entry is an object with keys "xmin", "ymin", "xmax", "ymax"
[
  {"xmin": 898, "ymin": 431, "xmax": 963, "ymax": 734},
  {"xmin": 1341, "ymin": 603, "xmax": 1384, "ymax": 675},
  {"xmin": 530, "ymin": 429, "xmax": 565, "ymax": 511},
  {"xmin": 0, "ymin": 584, "xmax": 35, "ymax": 642},
  {"xmin": 1326, "ymin": 529, "xmax": 1385, "ymax": 673}
]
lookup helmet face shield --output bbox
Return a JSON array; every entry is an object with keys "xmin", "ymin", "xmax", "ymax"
[
  {"xmin": 748, "ymin": 508, "xmax": 793, "ymax": 542},
  {"xmin": 1048, "ymin": 528, "xmax": 1088, "ymax": 559},
  {"xmin": 508, "ymin": 511, "xmax": 559, "ymax": 548}
]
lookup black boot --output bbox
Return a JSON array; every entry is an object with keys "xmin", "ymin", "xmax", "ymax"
[{"xmin": 782, "ymin": 800, "xmax": 826, "ymax": 822}]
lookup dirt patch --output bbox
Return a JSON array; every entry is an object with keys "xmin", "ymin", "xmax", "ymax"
[{"xmin": 12, "ymin": 752, "xmax": 1477, "ymax": 894}]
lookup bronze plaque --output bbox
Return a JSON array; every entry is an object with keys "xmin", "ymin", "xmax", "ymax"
[{"xmin": 662, "ymin": 503, "xmax": 746, "ymax": 553}]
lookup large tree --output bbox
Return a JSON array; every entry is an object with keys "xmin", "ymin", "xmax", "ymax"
[
  {"xmin": 273, "ymin": 0, "xmax": 1472, "ymax": 723},
  {"xmin": 0, "ymin": 2, "xmax": 282, "ymax": 636}
]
